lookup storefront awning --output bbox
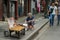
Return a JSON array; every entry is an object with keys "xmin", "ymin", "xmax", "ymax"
[{"xmin": 11, "ymin": 0, "xmax": 17, "ymax": 1}]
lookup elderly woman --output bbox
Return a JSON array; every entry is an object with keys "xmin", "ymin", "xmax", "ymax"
[
  {"xmin": 25, "ymin": 13, "xmax": 35, "ymax": 30},
  {"xmin": 7, "ymin": 17, "xmax": 18, "ymax": 36},
  {"xmin": 8, "ymin": 17, "xmax": 17, "ymax": 29}
]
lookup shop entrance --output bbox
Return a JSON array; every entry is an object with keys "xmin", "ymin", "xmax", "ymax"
[
  {"xmin": 3, "ymin": 0, "xmax": 8, "ymax": 18},
  {"xmin": 10, "ymin": 1, "xmax": 15, "ymax": 17}
]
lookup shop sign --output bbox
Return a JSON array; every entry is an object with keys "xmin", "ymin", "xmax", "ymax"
[{"xmin": 11, "ymin": 0, "xmax": 17, "ymax": 1}]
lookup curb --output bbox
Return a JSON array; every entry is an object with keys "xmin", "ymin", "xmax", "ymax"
[{"xmin": 23, "ymin": 20, "xmax": 49, "ymax": 40}]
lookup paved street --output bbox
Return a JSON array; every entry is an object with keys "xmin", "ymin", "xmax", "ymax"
[
  {"xmin": 0, "ymin": 16, "xmax": 60, "ymax": 40},
  {"xmin": 34, "ymin": 18, "xmax": 60, "ymax": 40},
  {"xmin": 0, "ymin": 17, "xmax": 48, "ymax": 40}
]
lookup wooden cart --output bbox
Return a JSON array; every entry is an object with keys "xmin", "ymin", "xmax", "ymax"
[{"xmin": 4, "ymin": 25, "xmax": 25, "ymax": 38}]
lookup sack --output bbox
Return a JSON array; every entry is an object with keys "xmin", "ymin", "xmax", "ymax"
[
  {"xmin": 4, "ymin": 31, "xmax": 10, "ymax": 37},
  {"xmin": 23, "ymin": 24, "xmax": 28, "ymax": 27},
  {"xmin": 23, "ymin": 23, "xmax": 28, "ymax": 31}
]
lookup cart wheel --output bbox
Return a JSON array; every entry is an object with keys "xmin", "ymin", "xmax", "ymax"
[
  {"xmin": 22, "ymin": 29, "xmax": 25, "ymax": 35},
  {"xmin": 17, "ymin": 31, "xmax": 20, "ymax": 39},
  {"xmin": 4, "ymin": 31, "xmax": 10, "ymax": 37}
]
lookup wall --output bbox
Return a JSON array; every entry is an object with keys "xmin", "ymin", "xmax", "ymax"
[{"xmin": 0, "ymin": 0, "xmax": 3, "ymax": 20}]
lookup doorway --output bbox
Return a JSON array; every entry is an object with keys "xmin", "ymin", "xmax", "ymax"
[
  {"xmin": 3, "ymin": 0, "xmax": 8, "ymax": 18},
  {"xmin": 10, "ymin": 1, "xmax": 15, "ymax": 17}
]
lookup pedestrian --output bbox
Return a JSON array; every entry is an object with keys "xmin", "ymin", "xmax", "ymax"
[
  {"xmin": 57, "ymin": 2, "xmax": 60, "ymax": 25},
  {"xmin": 55, "ymin": 1, "xmax": 58, "ymax": 7},
  {"xmin": 48, "ymin": 2, "xmax": 57, "ymax": 26},
  {"xmin": 25, "ymin": 13, "xmax": 35, "ymax": 30}
]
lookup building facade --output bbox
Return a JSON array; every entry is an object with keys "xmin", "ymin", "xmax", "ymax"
[
  {"xmin": 0, "ymin": 0, "xmax": 3, "ymax": 20},
  {"xmin": 0, "ymin": 0, "xmax": 10, "ymax": 20},
  {"xmin": 0, "ymin": 0, "xmax": 38, "ymax": 20},
  {"xmin": 0, "ymin": 0, "xmax": 18, "ymax": 20}
]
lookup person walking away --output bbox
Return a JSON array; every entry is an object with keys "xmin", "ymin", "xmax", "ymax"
[
  {"xmin": 49, "ymin": 2, "xmax": 57, "ymax": 26},
  {"xmin": 57, "ymin": 2, "xmax": 60, "ymax": 25}
]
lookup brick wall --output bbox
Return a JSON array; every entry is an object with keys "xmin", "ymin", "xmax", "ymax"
[{"xmin": 0, "ymin": 0, "xmax": 3, "ymax": 20}]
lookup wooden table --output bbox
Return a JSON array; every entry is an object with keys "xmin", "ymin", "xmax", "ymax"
[
  {"xmin": 9, "ymin": 25, "xmax": 25, "ymax": 38},
  {"xmin": 9, "ymin": 25, "xmax": 25, "ymax": 31}
]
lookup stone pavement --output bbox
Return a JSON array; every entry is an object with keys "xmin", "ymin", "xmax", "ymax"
[
  {"xmin": 34, "ymin": 18, "xmax": 60, "ymax": 40},
  {"xmin": 17, "ymin": 13, "xmax": 44, "ymax": 23},
  {"xmin": 0, "ymin": 13, "xmax": 43, "ymax": 23},
  {"xmin": 20, "ymin": 18, "xmax": 48, "ymax": 40},
  {"xmin": 0, "ymin": 13, "xmax": 44, "ymax": 29},
  {"xmin": 0, "ymin": 13, "xmax": 49, "ymax": 40},
  {"xmin": 0, "ymin": 17, "xmax": 49, "ymax": 40}
]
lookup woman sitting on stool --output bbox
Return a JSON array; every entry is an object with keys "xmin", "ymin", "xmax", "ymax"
[{"xmin": 25, "ymin": 13, "xmax": 35, "ymax": 30}]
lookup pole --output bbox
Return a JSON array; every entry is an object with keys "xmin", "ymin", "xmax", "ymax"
[
  {"xmin": 7, "ymin": 0, "xmax": 10, "ymax": 18},
  {"xmin": 15, "ymin": 1, "xmax": 18, "ymax": 19},
  {"xmin": 24, "ymin": 0, "xmax": 28, "ymax": 16}
]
